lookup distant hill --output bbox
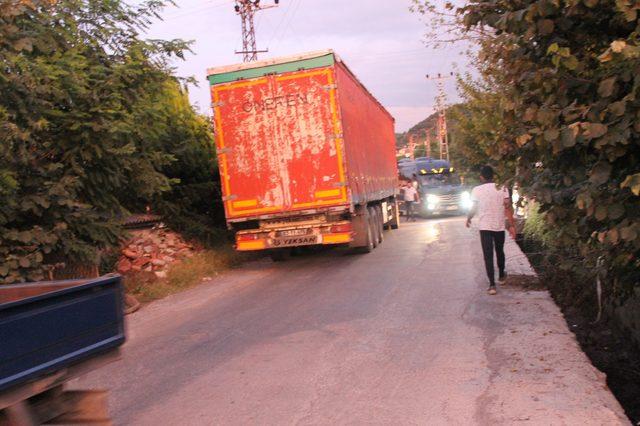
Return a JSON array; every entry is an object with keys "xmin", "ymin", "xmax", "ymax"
[
  {"xmin": 395, "ymin": 104, "xmax": 470, "ymax": 163},
  {"xmin": 395, "ymin": 110, "xmax": 440, "ymax": 155}
]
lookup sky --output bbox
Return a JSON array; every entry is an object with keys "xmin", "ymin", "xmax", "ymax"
[{"xmin": 142, "ymin": 0, "xmax": 469, "ymax": 132}]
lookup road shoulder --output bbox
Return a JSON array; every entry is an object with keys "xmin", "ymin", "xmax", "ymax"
[{"xmin": 469, "ymin": 235, "xmax": 629, "ymax": 424}]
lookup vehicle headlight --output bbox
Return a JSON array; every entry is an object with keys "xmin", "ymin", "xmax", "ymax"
[
  {"xmin": 426, "ymin": 194, "xmax": 439, "ymax": 204},
  {"xmin": 461, "ymin": 191, "xmax": 473, "ymax": 209}
]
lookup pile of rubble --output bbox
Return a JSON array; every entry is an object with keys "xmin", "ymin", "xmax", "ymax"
[{"xmin": 116, "ymin": 224, "xmax": 195, "ymax": 278}]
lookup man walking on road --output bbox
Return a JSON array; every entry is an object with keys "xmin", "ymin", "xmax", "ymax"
[
  {"xmin": 466, "ymin": 166, "xmax": 516, "ymax": 295},
  {"xmin": 403, "ymin": 180, "xmax": 419, "ymax": 222}
]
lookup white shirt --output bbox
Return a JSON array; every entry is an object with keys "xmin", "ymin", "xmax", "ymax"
[
  {"xmin": 403, "ymin": 186, "xmax": 418, "ymax": 202},
  {"xmin": 471, "ymin": 183, "xmax": 509, "ymax": 231}
]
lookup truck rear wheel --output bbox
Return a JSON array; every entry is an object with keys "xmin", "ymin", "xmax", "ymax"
[
  {"xmin": 375, "ymin": 204, "xmax": 384, "ymax": 244},
  {"xmin": 350, "ymin": 205, "xmax": 374, "ymax": 253},
  {"xmin": 368, "ymin": 206, "xmax": 379, "ymax": 249},
  {"xmin": 369, "ymin": 206, "xmax": 379, "ymax": 246},
  {"xmin": 390, "ymin": 200, "xmax": 400, "ymax": 229},
  {"xmin": 357, "ymin": 208, "xmax": 375, "ymax": 253}
]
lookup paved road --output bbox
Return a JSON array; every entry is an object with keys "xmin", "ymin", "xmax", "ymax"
[{"xmin": 75, "ymin": 217, "xmax": 628, "ymax": 425}]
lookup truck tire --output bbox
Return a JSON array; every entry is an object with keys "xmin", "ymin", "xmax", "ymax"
[
  {"xmin": 366, "ymin": 213, "xmax": 376, "ymax": 252},
  {"xmin": 369, "ymin": 206, "xmax": 379, "ymax": 245},
  {"xmin": 357, "ymin": 208, "xmax": 375, "ymax": 253},
  {"xmin": 390, "ymin": 200, "xmax": 400, "ymax": 230},
  {"xmin": 384, "ymin": 202, "xmax": 393, "ymax": 230},
  {"xmin": 375, "ymin": 204, "xmax": 384, "ymax": 244},
  {"xmin": 350, "ymin": 205, "xmax": 374, "ymax": 253},
  {"xmin": 368, "ymin": 206, "xmax": 379, "ymax": 248}
]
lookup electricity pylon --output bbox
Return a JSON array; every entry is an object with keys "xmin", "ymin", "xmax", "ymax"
[
  {"xmin": 408, "ymin": 134, "xmax": 416, "ymax": 159},
  {"xmin": 234, "ymin": 0, "xmax": 280, "ymax": 62},
  {"xmin": 424, "ymin": 128, "xmax": 432, "ymax": 159},
  {"xmin": 426, "ymin": 72, "xmax": 453, "ymax": 162}
]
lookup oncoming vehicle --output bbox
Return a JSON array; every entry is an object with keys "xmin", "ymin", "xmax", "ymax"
[
  {"xmin": 397, "ymin": 159, "xmax": 417, "ymax": 181},
  {"xmin": 414, "ymin": 159, "xmax": 473, "ymax": 216}
]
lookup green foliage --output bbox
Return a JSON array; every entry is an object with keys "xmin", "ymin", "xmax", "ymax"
[
  {"xmin": 395, "ymin": 133, "xmax": 408, "ymax": 149},
  {"xmin": 125, "ymin": 248, "xmax": 250, "ymax": 303},
  {"xmin": 523, "ymin": 202, "xmax": 557, "ymax": 248},
  {"xmin": 0, "ymin": 0, "xmax": 204, "ymax": 283},
  {"xmin": 415, "ymin": 0, "xmax": 640, "ymax": 293},
  {"xmin": 413, "ymin": 143, "xmax": 427, "ymax": 158},
  {"xmin": 396, "ymin": 111, "xmax": 440, "ymax": 158},
  {"xmin": 150, "ymin": 83, "xmax": 229, "ymax": 247},
  {"xmin": 447, "ymin": 86, "xmax": 518, "ymax": 183}
]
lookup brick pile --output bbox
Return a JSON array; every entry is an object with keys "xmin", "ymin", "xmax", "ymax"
[{"xmin": 116, "ymin": 224, "xmax": 195, "ymax": 278}]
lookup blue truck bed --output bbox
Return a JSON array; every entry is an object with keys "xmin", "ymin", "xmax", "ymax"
[{"xmin": 0, "ymin": 276, "xmax": 126, "ymax": 392}]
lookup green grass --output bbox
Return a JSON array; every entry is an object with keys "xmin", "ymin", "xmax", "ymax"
[{"xmin": 124, "ymin": 246, "xmax": 255, "ymax": 303}]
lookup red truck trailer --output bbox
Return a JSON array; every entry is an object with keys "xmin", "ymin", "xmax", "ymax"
[{"xmin": 207, "ymin": 50, "xmax": 399, "ymax": 258}]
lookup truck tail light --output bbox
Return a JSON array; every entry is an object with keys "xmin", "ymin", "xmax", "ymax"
[
  {"xmin": 237, "ymin": 233, "xmax": 260, "ymax": 241},
  {"xmin": 329, "ymin": 223, "xmax": 352, "ymax": 234},
  {"xmin": 236, "ymin": 232, "xmax": 267, "ymax": 251}
]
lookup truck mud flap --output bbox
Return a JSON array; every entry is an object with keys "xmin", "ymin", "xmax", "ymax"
[{"xmin": 349, "ymin": 206, "xmax": 373, "ymax": 251}]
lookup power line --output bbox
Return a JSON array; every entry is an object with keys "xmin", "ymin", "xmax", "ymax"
[
  {"xmin": 266, "ymin": 0, "xmax": 295, "ymax": 47},
  {"xmin": 279, "ymin": 0, "xmax": 302, "ymax": 45},
  {"xmin": 270, "ymin": 0, "xmax": 301, "ymax": 51},
  {"xmin": 345, "ymin": 49, "xmax": 431, "ymax": 64},
  {"xmin": 233, "ymin": 0, "xmax": 281, "ymax": 62}
]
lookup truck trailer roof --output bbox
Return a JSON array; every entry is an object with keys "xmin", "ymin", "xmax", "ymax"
[{"xmin": 207, "ymin": 49, "xmax": 395, "ymax": 123}]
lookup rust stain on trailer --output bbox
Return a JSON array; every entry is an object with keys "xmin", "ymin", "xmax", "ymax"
[{"xmin": 213, "ymin": 68, "xmax": 347, "ymax": 218}]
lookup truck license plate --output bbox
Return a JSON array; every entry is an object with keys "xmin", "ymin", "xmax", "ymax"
[
  {"xmin": 271, "ymin": 235, "xmax": 320, "ymax": 247},
  {"xmin": 446, "ymin": 205, "xmax": 459, "ymax": 211},
  {"xmin": 277, "ymin": 229, "xmax": 309, "ymax": 237}
]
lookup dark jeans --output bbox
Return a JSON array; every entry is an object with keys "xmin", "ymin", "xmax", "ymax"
[
  {"xmin": 480, "ymin": 230, "xmax": 505, "ymax": 287},
  {"xmin": 404, "ymin": 201, "xmax": 415, "ymax": 220}
]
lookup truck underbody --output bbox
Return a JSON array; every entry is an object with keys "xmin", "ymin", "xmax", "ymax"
[{"xmin": 233, "ymin": 197, "xmax": 400, "ymax": 257}]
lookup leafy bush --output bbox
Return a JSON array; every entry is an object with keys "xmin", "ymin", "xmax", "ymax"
[
  {"xmin": 415, "ymin": 0, "xmax": 640, "ymax": 297},
  {"xmin": 522, "ymin": 202, "xmax": 556, "ymax": 249},
  {"xmin": 0, "ymin": 1, "xmax": 207, "ymax": 283},
  {"xmin": 147, "ymin": 84, "xmax": 230, "ymax": 247}
]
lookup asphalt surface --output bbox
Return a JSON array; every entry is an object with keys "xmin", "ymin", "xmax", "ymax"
[{"xmin": 75, "ymin": 217, "xmax": 628, "ymax": 425}]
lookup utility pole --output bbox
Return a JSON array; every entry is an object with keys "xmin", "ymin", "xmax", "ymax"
[
  {"xmin": 408, "ymin": 134, "xmax": 416, "ymax": 159},
  {"xmin": 234, "ymin": 0, "xmax": 280, "ymax": 62},
  {"xmin": 424, "ymin": 128, "xmax": 432, "ymax": 159},
  {"xmin": 426, "ymin": 72, "xmax": 453, "ymax": 162}
]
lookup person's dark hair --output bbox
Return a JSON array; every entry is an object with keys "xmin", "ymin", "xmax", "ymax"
[{"xmin": 480, "ymin": 165, "xmax": 494, "ymax": 181}]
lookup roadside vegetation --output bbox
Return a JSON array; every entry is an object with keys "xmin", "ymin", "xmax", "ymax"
[
  {"xmin": 0, "ymin": 1, "xmax": 231, "ymax": 284},
  {"xmin": 412, "ymin": 0, "xmax": 640, "ymax": 419},
  {"xmin": 413, "ymin": 0, "xmax": 640, "ymax": 328},
  {"xmin": 124, "ymin": 248, "xmax": 253, "ymax": 303}
]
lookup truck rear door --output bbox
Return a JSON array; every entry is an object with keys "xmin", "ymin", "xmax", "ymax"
[{"xmin": 212, "ymin": 67, "xmax": 348, "ymax": 220}]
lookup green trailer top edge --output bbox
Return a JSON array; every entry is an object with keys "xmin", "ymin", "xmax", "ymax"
[{"xmin": 208, "ymin": 53, "xmax": 335, "ymax": 85}]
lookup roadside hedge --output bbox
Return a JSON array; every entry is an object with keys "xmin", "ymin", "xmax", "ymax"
[
  {"xmin": 415, "ymin": 0, "xmax": 640, "ymax": 298},
  {"xmin": 0, "ymin": 1, "xmax": 218, "ymax": 283}
]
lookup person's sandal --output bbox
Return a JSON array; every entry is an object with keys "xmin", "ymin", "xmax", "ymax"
[
  {"xmin": 488, "ymin": 286, "xmax": 497, "ymax": 295},
  {"xmin": 498, "ymin": 273, "xmax": 506, "ymax": 284}
]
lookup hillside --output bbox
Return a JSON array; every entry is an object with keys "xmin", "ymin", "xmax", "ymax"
[{"xmin": 395, "ymin": 111, "xmax": 439, "ymax": 149}]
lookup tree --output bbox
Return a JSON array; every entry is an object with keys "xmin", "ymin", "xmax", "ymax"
[
  {"xmin": 148, "ymin": 82, "xmax": 227, "ymax": 247},
  {"xmin": 0, "ymin": 0, "xmax": 195, "ymax": 283},
  {"xmin": 414, "ymin": 0, "xmax": 640, "ymax": 293}
]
